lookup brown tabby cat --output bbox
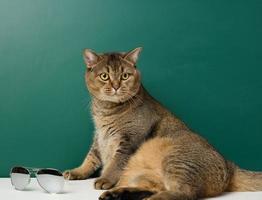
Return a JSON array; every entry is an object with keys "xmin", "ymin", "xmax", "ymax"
[{"xmin": 63, "ymin": 47, "xmax": 262, "ymax": 200}]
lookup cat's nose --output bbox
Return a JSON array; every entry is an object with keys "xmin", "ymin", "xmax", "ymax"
[
  {"xmin": 112, "ymin": 85, "xmax": 120, "ymax": 91},
  {"xmin": 112, "ymin": 83, "xmax": 120, "ymax": 91}
]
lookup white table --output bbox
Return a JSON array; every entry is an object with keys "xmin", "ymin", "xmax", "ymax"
[{"xmin": 1, "ymin": 178, "xmax": 262, "ymax": 200}]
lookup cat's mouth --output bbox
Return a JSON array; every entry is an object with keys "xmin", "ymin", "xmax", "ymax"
[
  {"xmin": 100, "ymin": 87, "xmax": 138, "ymax": 103},
  {"xmin": 111, "ymin": 89, "xmax": 126, "ymax": 97},
  {"xmin": 102, "ymin": 92, "xmax": 131, "ymax": 103}
]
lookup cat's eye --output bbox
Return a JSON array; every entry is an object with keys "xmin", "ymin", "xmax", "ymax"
[
  {"xmin": 100, "ymin": 73, "xmax": 109, "ymax": 81},
  {"xmin": 121, "ymin": 73, "xmax": 129, "ymax": 80}
]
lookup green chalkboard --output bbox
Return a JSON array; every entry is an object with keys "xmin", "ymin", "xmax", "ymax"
[{"xmin": 0, "ymin": 0, "xmax": 262, "ymax": 177}]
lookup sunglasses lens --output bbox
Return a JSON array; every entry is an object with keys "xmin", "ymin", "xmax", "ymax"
[
  {"xmin": 36, "ymin": 169, "xmax": 64, "ymax": 194},
  {"xmin": 10, "ymin": 166, "xmax": 30, "ymax": 190}
]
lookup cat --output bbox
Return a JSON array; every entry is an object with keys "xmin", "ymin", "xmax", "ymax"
[{"xmin": 63, "ymin": 47, "xmax": 262, "ymax": 200}]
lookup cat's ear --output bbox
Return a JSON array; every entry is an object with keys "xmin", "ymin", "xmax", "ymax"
[
  {"xmin": 123, "ymin": 47, "xmax": 142, "ymax": 65},
  {"xmin": 83, "ymin": 49, "xmax": 100, "ymax": 68}
]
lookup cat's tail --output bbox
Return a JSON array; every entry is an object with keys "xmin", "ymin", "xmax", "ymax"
[{"xmin": 227, "ymin": 162, "xmax": 262, "ymax": 191}]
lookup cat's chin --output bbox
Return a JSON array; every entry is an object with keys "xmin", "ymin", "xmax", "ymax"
[
  {"xmin": 105, "ymin": 89, "xmax": 140, "ymax": 103},
  {"xmin": 96, "ymin": 95, "xmax": 134, "ymax": 104},
  {"xmin": 105, "ymin": 97, "xmax": 129, "ymax": 104}
]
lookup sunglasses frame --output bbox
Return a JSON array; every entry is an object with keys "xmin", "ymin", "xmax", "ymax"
[{"xmin": 10, "ymin": 166, "xmax": 65, "ymax": 193}]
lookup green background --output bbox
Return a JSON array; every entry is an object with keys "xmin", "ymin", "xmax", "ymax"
[{"xmin": 0, "ymin": 0, "xmax": 261, "ymax": 177}]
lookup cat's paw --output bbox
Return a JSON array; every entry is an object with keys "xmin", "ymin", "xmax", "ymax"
[
  {"xmin": 99, "ymin": 187, "xmax": 154, "ymax": 200},
  {"xmin": 99, "ymin": 188, "xmax": 125, "ymax": 200},
  {"xmin": 63, "ymin": 168, "xmax": 88, "ymax": 180},
  {"xmin": 94, "ymin": 177, "xmax": 115, "ymax": 190}
]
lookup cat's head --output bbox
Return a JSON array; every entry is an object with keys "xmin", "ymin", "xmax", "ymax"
[{"xmin": 83, "ymin": 47, "xmax": 142, "ymax": 103}]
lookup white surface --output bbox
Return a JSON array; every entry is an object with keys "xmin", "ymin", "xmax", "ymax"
[{"xmin": 1, "ymin": 178, "xmax": 262, "ymax": 200}]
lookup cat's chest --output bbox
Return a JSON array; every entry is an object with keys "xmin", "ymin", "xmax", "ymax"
[
  {"xmin": 95, "ymin": 116, "xmax": 122, "ymax": 164},
  {"xmin": 92, "ymin": 104, "xmax": 158, "ymax": 164},
  {"xmin": 96, "ymin": 128, "xmax": 120, "ymax": 164}
]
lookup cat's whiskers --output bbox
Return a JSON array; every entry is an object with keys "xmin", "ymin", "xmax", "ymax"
[
  {"xmin": 119, "ymin": 91, "xmax": 136, "ymax": 113},
  {"xmin": 133, "ymin": 93, "xmax": 144, "ymax": 105},
  {"xmin": 126, "ymin": 91, "xmax": 143, "ymax": 108},
  {"xmin": 126, "ymin": 98, "xmax": 133, "ymax": 114},
  {"xmin": 126, "ymin": 94, "xmax": 141, "ymax": 114},
  {"xmin": 82, "ymin": 97, "xmax": 92, "ymax": 111}
]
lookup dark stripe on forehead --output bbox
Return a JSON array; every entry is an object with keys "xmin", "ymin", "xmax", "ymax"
[{"xmin": 106, "ymin": 53, "xmax": 122, "ymax": 73}]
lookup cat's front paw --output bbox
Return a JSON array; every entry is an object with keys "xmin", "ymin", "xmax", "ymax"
[
  {"xmin": 63, "ymin": 168, "xmax": 88, "ymax": 180},
  {"xmin": 94, "ymin": 177, "xmax": 115, "ymax": 190}
]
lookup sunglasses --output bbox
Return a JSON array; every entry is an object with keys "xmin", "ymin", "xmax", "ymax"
[{"xmin": 10, "ymin": 166, "xmax": 65, "ymax": 194}]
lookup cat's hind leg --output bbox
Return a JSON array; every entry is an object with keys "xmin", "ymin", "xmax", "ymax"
[
  {"xmin": 147, "ymin": 154, "xmax": 201, "ymax": 200},
  {"xmin": 144, "ymin": 172, "xmax": 198, "ymax": 200}
]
